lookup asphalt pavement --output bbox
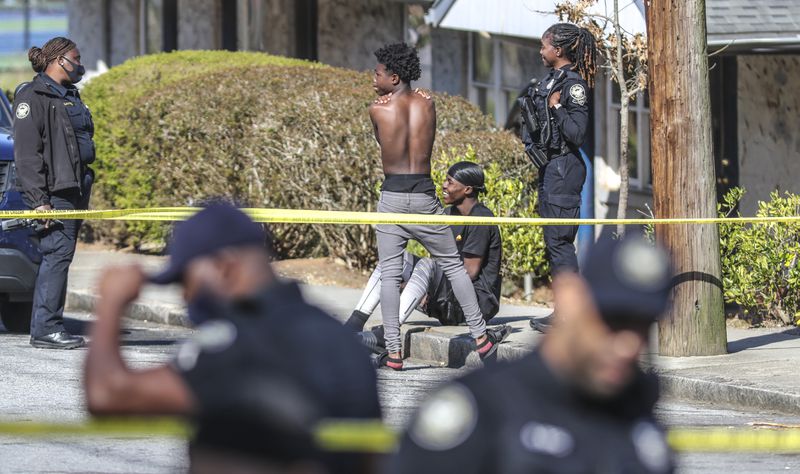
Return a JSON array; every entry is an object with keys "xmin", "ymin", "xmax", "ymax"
[
  {"xmin": 65, "ymin": 250, "xmax": 800, "ymax": 416},
  {"xmin": 2, "ymin": 312, "xmax": 800, "ymax": 473}
]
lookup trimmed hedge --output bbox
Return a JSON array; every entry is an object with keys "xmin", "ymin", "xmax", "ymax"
[{"xmin": 82, "ymin": 51, "xmax": 544, "ymax": 276}]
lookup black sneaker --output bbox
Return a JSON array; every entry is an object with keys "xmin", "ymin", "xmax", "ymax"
[
  {"xmin": 476, "ymin": 325, "xmax": 512, "ymax": 360},
  {"xmin": 529, "ymin": 314, "xmax": 554, "ymax": 333},
  {"xmin": 373, "ymin": 352, "xmax": 403, "ymax": 371}
]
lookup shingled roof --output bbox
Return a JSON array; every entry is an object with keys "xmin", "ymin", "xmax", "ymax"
[
  {"xmin": 426, "ymin": 0, "xmax": 800, "ymax": 52},
  {"xmin": 707, "ymin": 0, "xmax": 800, "ymax": 50}
]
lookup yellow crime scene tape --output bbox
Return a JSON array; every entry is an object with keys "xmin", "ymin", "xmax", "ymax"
[
  {"xmin": 3, "ymin": 418, "xmax": 800, "ymax": 453},
  {"xmin": 1, "ymin": 207, "xmax": 799, "ymax": 454},
  {"xmin": 1, "ymin": 207, "xmax": 800, "ymax": 226}
]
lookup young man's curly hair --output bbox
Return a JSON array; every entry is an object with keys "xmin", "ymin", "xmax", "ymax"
[{"xmin": 374, "ymin": 43, "xmax": 422, "ymax": 84}]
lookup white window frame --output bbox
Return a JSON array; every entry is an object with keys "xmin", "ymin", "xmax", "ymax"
[
  {"xmin": 138, "ymin": 0, "xmax": 148, "ymax": 55},
  {"xmin": 606, "ymin": 78, "xmax": 651, "ymax": 189}
]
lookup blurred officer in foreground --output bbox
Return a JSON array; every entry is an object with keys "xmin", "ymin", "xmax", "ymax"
[
  {"xmin": 392, "ymin": 238, "xmax": 675, "ymax": 474},
  {"xmin": 84, "ymin": 203, "xmax": 381, "ymax": 474},
  {"xmin": 14, "ymin": 37, "xmax": 95, "ymax": 348}
]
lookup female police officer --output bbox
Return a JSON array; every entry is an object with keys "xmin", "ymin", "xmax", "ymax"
[
  {"xmin": 518, "ymin": 23, "xmax": 597, "ymax": 331},
  {"xmin": 13, "ymin": 37, "xmax": 94, "ymax": 349}
]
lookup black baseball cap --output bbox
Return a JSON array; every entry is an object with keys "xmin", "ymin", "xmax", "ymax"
[
  {"xmin": 582, "ymin": 237, "xmax": 673, "ymax": 324},
  {"xmin": 150, "ymin": 202, "xmax": 266, "ymax": 285}
]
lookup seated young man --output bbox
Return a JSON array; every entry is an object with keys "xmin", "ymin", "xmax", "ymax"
[{"xmin": 345, "ymin": 162, "xmax": 503, "ymax": 355}]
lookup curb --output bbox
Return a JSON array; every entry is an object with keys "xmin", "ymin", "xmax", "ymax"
[
  {"xmin": 658, "ymin": 373, "xmax": 800, "ymax": 415},
  {"xmin": 66, "ymin": 290, "xmax": 190, "ymax": 327},
  {"xmin": 406, "ymin": 328, "xmax": 532, "ymax": 368},
  {"xmin": 67, "ymin": 288, "xmax": 800, "ymax": 415}
]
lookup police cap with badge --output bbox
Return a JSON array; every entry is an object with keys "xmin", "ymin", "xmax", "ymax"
[{"xmin": 582, "ymin": 237, "xmax": 673, "ymax": 327}]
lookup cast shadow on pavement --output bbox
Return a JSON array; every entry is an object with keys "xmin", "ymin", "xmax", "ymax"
[
  {"xmin": 64, "ymin": 317, "xmax": 90, "ymax": 335},
  {"xmin": 727, "ymin": 328, "xmax": 800, "ymax": 353},
  {"xmin": 490, "ymin": 315, "xmax": 539, "ymax": 325},
  {"xmin": 119, "ymin": 339, "xmax": 179, "ymax": 347},
  {"xmin": 65, "ymin": 318, "xmax": 178, "ymax": 346}
]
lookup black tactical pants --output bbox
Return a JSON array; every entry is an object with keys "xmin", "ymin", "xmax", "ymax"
[
  {"xmin": 538, "ymin": 153, "xmax": 586, "ymax": 274},
  {"xmin": 30, "ymin": 187, "xmax": 89, "ymax": 337}
]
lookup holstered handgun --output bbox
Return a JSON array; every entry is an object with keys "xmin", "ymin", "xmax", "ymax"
[{"xmin": 1, "ymin": 218, "xmax": 64, "ymax": 235}]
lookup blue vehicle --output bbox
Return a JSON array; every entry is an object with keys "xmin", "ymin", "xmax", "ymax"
[{"xmin": 0, "ymin": 89, "xmax": 42, "ymax": 333}]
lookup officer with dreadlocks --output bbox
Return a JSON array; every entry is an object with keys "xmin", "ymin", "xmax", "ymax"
[{"xmin": 518, "ymin": 23, "xmax": 598, "ymax": 332}]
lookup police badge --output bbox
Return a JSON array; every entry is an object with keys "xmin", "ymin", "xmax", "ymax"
[
  {"xmin": 15, "ymin": 103, "xmax": 30, "ymax": 119},
  {"xmin": 569, "ymin": 84, "xmax": 587, "ymax": 106}
]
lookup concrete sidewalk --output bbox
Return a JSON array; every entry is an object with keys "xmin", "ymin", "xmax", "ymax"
[{"xmin": 66, "ymin": 250, "xmax": 800, "ymax": 415}]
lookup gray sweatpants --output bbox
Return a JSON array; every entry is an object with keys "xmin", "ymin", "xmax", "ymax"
[{"xmin": 376, "ymin": 191, "xmax": 486, "ymax": 353}]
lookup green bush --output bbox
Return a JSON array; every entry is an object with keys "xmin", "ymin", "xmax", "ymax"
[
  {"xmin": 719, "ymin": 188, "xmax": 800, "ymax": 325},
  {"xmin": 82, "ymin": 51, "xmax": 542, "ymax": 274}
]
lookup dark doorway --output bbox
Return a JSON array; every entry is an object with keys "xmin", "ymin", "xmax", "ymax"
[
  {"xmin": 221, "ymin": 0, "xmax": 238, "ymax": 51},
  {"xmin": 295, "ymin": 0, "xmax": 318, "ymax": 60},
  {"xmin": 709, "ymin": 55, "xmax": 739, "ymax": 201},
  {"xmin": 162, "ymin": 0, "xmax": 178, "ymax": 51}
]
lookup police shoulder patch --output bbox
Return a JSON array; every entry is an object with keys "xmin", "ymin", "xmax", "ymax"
[
  {"xmin": 519, "ymin": 421, "xmax": 575, "ymax": 457},
  {"xmin": 631, "ymin": 420, "xmax": 670, "ymax": 472},
  {"xmin": 409, "ymin": 383, "xmax": 478, "ymax": 451},
  {"xmin": 15, "ymin": 103, "xmax": 30, "ymax": 119},
  {"xmin": 569, "ymin": 84, "xmax": 587, "ymax": 106},
  {"xmin": 194, "ymin": 319, "xmax": 238, "ymax": 353}
]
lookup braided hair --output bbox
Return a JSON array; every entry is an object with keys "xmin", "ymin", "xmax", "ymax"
[
  {"xmin": 543, "ymin": 23, "xmax": 598, "ymax": 88},
  {"xmin": 28, "ymin": 37, "xmax": 76, "ymax": 73},
  {"xmin": 447, "ymin": 161, "xmax": 486, "ymax": 196}
]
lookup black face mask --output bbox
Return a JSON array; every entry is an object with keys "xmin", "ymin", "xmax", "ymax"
[
  {"xmin": 60, "ymin": 56, "xmax": 85, "ymax": 84},
  {"xmin": 187, "ymin": 289, "xmax": 225, "ymax": 326}
]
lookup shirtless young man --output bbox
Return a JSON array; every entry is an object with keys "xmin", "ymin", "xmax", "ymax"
[{"xmin": 365, "ymin": 43, "xmax": 509, "ymax": 370}]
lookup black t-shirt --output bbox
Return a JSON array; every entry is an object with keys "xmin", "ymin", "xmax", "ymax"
[
  {"xmin": 174, "ymin": 281, "xmax": 381, "ymax": 465},
  {"xmin": 446, "ymin": 203, "xmax": 502, "ymax": 308},
  {"xmin": 393, "ymin": 351, "xmax": 674, "ymax": 474}
]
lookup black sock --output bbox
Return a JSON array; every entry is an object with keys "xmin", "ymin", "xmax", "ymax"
[{"xmin": 344, "ymin": 310, "xmax": 370, "ymax": 331}]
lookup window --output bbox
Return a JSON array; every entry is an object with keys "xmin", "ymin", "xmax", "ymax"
[
  {"xmin": 139, "ymin": 0, "xmax": 177, "ymax": 54},
  {"xmin": 607, "ymin": 80, "xmax": 651, "ymax": 188},
  {"xmin": 468, "ymin": 33, "xmax": 542, "ymax": 126},
  {"xmin": 237, "ymin": 0, "xmax": 266, "ymax": 51},
  {"xmin": 142, "ymin": 0, "xmax": 162, "ymax": 54}
]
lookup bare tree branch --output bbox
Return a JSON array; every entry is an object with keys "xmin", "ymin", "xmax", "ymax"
[{"xmin": 708, "ymin": 40, "xmax": 736, "ymax": 57}]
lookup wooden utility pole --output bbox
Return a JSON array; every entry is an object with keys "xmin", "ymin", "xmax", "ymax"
[{"xmin": 646, "ymin": 0, "xmax": 727, "ymax": 356}]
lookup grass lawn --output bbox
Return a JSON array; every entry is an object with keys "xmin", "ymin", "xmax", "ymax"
[{"xmin": 0, "ymin": 17, "xmax": 67, "ymax": 31}]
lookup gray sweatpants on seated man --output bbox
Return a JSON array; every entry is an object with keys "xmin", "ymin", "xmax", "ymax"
[{"xmin": 376, "ymin": 191, "xmax": 486, "ymax": 354}]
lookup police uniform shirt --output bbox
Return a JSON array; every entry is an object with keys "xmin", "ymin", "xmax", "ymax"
[
  {"xmin": 446, "ymin": 203, "xmax": 502, "ymax": 306},
  {"xmin": 39, "ymin": 73, "xmax": 95, "ymax": 165},
  {"xmin": 173, "ymin": 281, "xmax": 381, "ymax": 460},
  {"xmin": 393, "ymin": 350, "xmax": 674, "ymax": 474},
  {"xmin": 527, "ymin": 64, "xmax": 590, "ymax": 156}
]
